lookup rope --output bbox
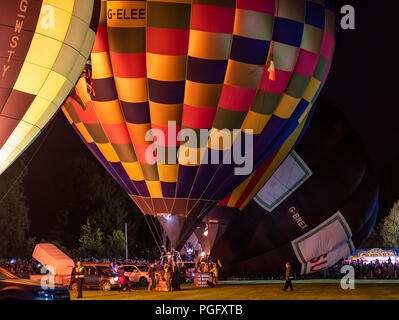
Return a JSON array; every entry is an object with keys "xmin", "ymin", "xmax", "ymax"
[
  {"xmin": 149, "ymin": 214, "xmax": 163, "ymax": 244},
  {"xmin": 142, "ymin": 214, "xmax": 163, "ymax": 254}
]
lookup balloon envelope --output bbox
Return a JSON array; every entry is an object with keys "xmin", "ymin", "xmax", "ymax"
[{"xmin": 62, "ymin": 0, "xmax": 335, "ymax": 249}]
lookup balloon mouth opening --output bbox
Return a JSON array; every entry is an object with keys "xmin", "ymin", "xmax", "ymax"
[{"xmin": 158, "ymin": 213, "xmax": 172, "ymax": 220}]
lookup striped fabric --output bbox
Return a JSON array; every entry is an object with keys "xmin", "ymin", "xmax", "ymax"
[
  {"xmin": 219, "ymin": 107, "xmax": 312, "ymax": 211},
  {"xmin": 62, "ymin": 0, "xmax": 335, "ymax": 248},
  {"xmin": 0, "ymin": 0, "xmax": 99, "ymax": 175},
  {"xmin": 175, "ymin": 0, "xmax": 236, "ymax": 217},
  {"xmin": 147, "ymin": 0, "xmax": 190, "ymax": 214}
]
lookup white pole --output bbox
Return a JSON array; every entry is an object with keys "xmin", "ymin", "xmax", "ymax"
[{"xmin": 125, "ymin": 222, "xmax": 128, "ymax": 261}]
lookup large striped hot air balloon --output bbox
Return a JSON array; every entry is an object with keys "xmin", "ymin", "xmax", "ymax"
[
  {"xmin": 0, "ymin": 0, "xmax": 100, "ymax": 175},
  {"xmin": 62, "ymin": 0, "xmax": 336, "ymax": 249}
]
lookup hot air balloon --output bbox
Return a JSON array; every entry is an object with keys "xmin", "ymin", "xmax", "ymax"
[
  {"xmin": 0, "ymin": 0, "xmax": 100, "ymax": 175},
  {"xmin": 62, "ymin": 0, "xmax": 336, "ymax": 250},
  {"xmin": 206, "ymin": 101, "xmax": 379, "ymax": 276}
]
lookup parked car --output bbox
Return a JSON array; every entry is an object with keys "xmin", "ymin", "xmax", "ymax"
[
  {"xmin": 118, "ymin": 265, "xmax": 149, "ymax": 287},
  {"xmin": 69, "ymin": 263, "xmax": 119, "ymax": 291},
  {"xmin": 0, "ymin": 267, "xmax": 70, "ymax": 300}
]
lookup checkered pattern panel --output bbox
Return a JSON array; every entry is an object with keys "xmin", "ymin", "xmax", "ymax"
[{"xmin": 62, "ymin": 0, "xmax": 335, "ymax": 222}]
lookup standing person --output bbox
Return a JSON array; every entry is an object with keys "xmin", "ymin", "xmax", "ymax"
[
  {"xmin": 72, "ymin": 261, "xmax": 85, "ymax": 298},
  {"xmin": 148, "ymin": 264, "xmax": 156, "ymax": 291},
  {"xmin": 194, "ymin": 258, "xmax": 200, "ymax": 286},
  {"xmin": 165, "ymin": 262, "xmax": 172, "ymax": 291},
  {"xmin": 283, "ymin": 262, "xmax": 293, "ymax": 292},
  {"xmin": 118, "ymin": 271, "xmax": 128, "ymax": 292},
  {"xmin": 204, "ymin": 261, "xmax": 209, "ymax": 273},
  {"xmin": 155, "ymin": 263, "xmax": 161, "ymax": 284},
  {"xmin": 171, "ymin": 262, "xmax": 181, "ymax": 291},
  {"xmin": 209, "ymin": 262, "xmax": 218, "ymax": 286},
  {"xmin": 179, "ymin": 262, "xmax": 187, "ymax": 284}
]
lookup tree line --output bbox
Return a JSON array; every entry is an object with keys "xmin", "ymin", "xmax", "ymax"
[{"xmin": 0, "ymin": 156, "xmax": 159, "ymax": 260}]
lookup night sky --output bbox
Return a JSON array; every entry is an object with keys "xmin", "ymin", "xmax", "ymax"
[
  {"xmin": 325, "ymin": 0, "xmax": 399, "ymax": 171},
  {"xmin": 16, "ymin": 1, "xmax": 399, "ymax": 239}
]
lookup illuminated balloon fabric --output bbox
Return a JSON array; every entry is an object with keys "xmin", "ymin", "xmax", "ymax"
[
  {"xmin": 62, "ymin": 0, "xmax": 335, "ymax": 249},
  {"xmin": 0, "ymin": 0, "xmax": 100, "ymax": 175},
  {"xmin": 209, "ymin": 105, "xmax": 379, "ymax": 276}
]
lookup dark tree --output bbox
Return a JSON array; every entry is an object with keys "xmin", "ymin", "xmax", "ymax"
[
  {"xmin": 0, "ymin": 158, "xmax": 30, "ymax": 258},
  {"xmin": 77, "ymin": 217, "xmax": 104, "ymax": 258}
]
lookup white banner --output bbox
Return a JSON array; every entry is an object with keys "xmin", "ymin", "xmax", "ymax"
[
  {"xmin": 254, "ymin": 151, "xmax": 312, "ymax": 212},
  {"xmin": 290, "ymin": 212, "xmax": 355, "ymax": 274}
]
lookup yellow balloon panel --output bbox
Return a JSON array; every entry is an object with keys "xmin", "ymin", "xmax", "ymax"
[{"xmin": 0, "ymin": 0, "xmax": 99, "ymax": 175}]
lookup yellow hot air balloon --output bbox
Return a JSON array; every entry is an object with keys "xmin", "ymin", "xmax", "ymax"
[{"xmin": 0, "ymin": 0, "xmax": 100, "ymax": 174}]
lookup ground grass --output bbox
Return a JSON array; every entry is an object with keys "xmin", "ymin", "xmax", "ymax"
[{"xmin": 69, "ymin": 280, "xmax": 399, "ymax": 300}]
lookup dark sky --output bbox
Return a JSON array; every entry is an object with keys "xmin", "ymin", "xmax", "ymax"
[
  {"xmin": 324, "ymin": 0, "xmax": 399, "ymax": 171},
  {"xmin": 324, "ymin": 0, "xmax": 399, "ymax": 217},
  {"xmin": 19, "ymin": 0, "xmax": 399, "ymax": 238}
]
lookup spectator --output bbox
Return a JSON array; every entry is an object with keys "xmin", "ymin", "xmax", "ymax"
[
  {"xmin": 147, "ymin": 263, "xmax": 156, "ymax": 291},
  {"xmin": 164, "ymin": 262, "xmax": 172, "ymax": 292}
]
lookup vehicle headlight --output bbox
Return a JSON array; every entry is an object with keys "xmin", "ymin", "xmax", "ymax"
[{"xmin": 32, "ymin": 288, "xmax": 54, "ymax": 300}]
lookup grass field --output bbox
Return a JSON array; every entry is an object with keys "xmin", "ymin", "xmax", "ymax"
[{"xmin": 69, "ymin": 280, "xmax": 399, "ymax": 300}]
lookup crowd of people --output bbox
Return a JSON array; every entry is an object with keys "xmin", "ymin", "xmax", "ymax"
[
  {"xmin": 224, "ymin": 259, "xmax": 399, "ymax": 281},
  {"xmin": 145, "ymin": 256, "xmax": 218, "ymax": 292},
  {"xmin": 146, "ymin": 261, "xmax": 186, "ymax": 292},
  {"xmin": 0, "ymin": 257, "xmax": 152, "ymax": 280},
  {"xmin": 194, "ymin": 258, "xmax": 218, "ymax": 287},
  {"xmin": 70, "ymin": 253, "xmax": 219, "ymax": 295},
  {"xmin": 3, "ymin": 256, "xmax": 399, "ymax": 283},
  {"xmin": 0, "ymin": 258, "xmax": 42, "ymax": 278},
  {"xmin": 72, "ymin": 257, "xmax": 150, "ymax": 267},
  {"xmin": 294, "ymin": 259, "xmax": 399, "ymax": 280}
]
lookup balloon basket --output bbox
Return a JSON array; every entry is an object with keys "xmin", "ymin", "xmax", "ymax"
[{"xmin": 155, "ymin": 280, "xmax": 169, "ymax": 291}]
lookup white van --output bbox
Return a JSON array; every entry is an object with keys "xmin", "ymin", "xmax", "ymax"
[{"xmin": 118, "ymin": 265, "xmax": 149, "ymax": 287}]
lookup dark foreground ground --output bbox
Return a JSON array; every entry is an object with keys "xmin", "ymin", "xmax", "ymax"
[{"xmin": 69, "ymin": 280, "xmax": 399, "ymax": 300}]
